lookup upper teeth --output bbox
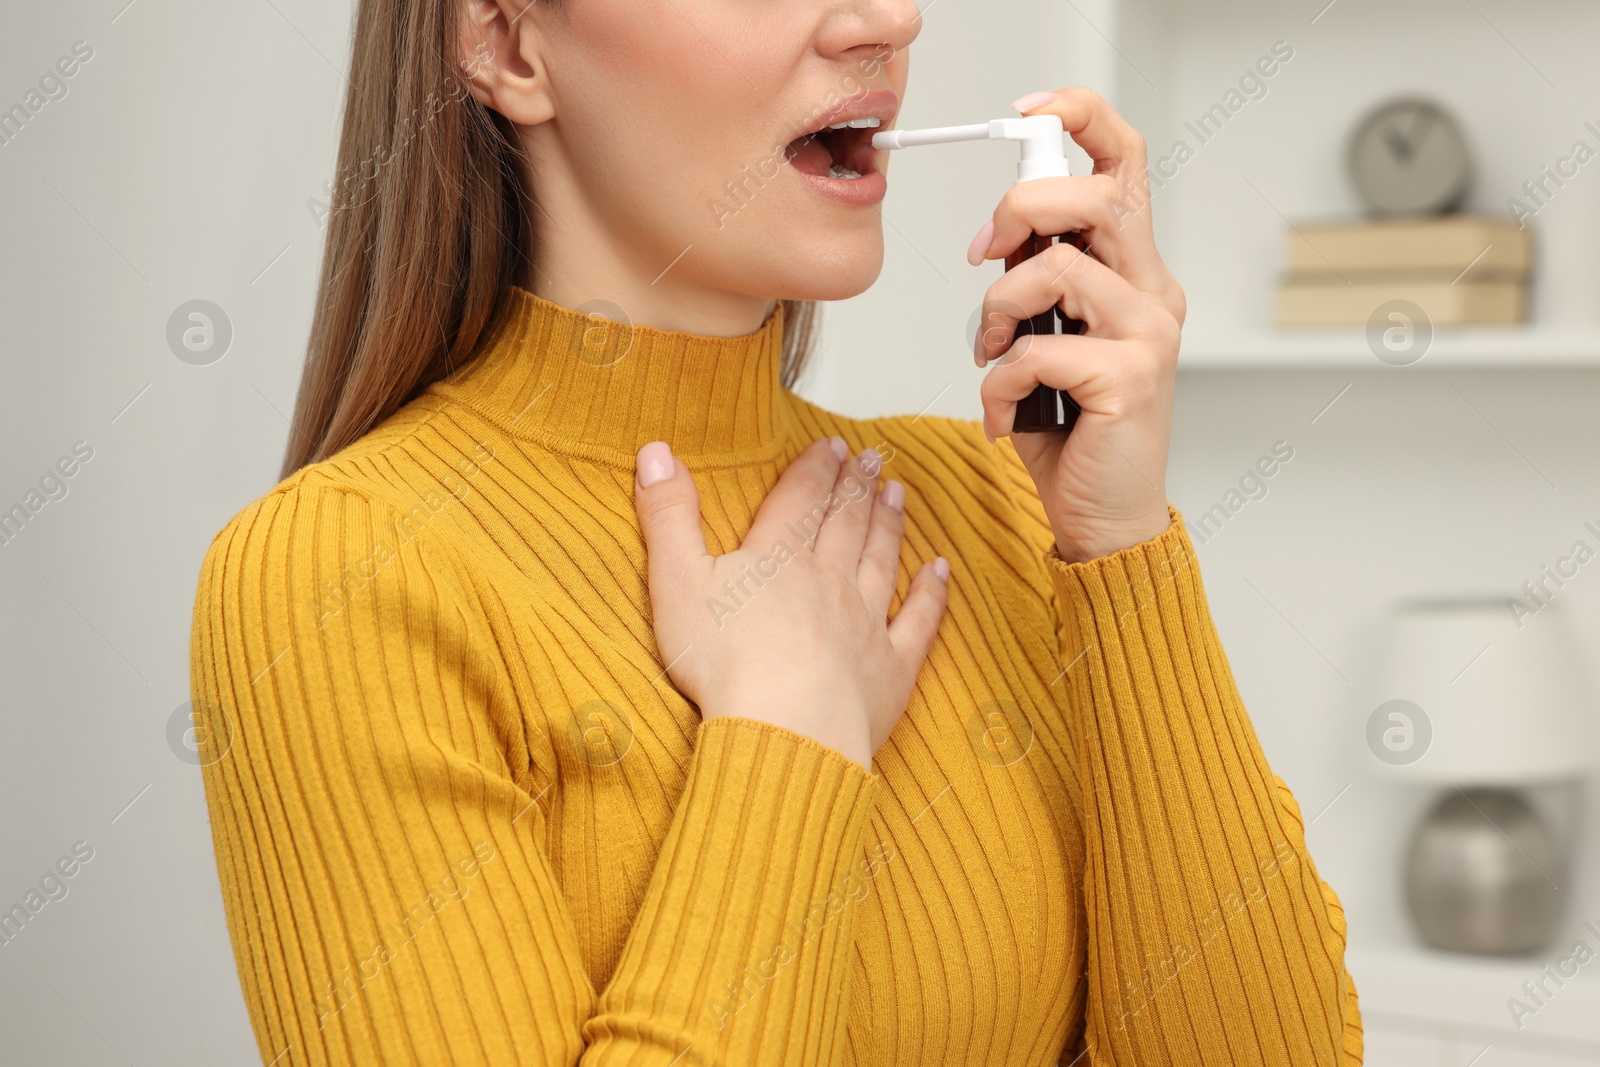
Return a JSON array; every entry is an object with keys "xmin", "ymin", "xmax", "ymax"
[{"xmin": 826, "ymin": 118, "xmax": 882, "ymax": 130}]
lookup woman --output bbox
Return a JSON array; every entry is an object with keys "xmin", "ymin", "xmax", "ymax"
[{"xmin": 189, "ymin": 0, "xmax": 1362, "ymax": 1063}]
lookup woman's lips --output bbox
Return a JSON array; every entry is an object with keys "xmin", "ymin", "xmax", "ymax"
[
  {"xmin": 790, "ymin": 166, "xmax": 888, "ymax": 207},
  {"xmin": 783, "ymin": 125, "xmax": 886, "ymax": 204},
  {"xmin": 779, "ymin": 89, "xmax": 896, "ymax": 206}
]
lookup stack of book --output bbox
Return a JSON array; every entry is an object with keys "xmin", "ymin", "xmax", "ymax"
[{"xmin": 1276, "ymin": 216, "xmax": 1532, "ymax": 327}]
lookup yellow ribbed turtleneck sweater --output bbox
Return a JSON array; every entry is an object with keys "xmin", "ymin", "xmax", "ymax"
[{"xmin": 190, "ymin": 287, "xmax": 1362, "ymax": 1066}]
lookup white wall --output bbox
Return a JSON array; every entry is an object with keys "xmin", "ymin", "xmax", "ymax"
[{"xmin": 1, "ymin": 1, "xmax": 376, "ymax": 1062}]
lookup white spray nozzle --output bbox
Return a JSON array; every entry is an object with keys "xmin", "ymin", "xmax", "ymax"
[{"xmin": 871, "ymin": 114, "xmax": 1069, "ymax": 184}]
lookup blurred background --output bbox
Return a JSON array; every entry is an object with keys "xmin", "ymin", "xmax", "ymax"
[{"xmin": 5, "ymin": 0, "xmax": 1600, "ymax": 1063}]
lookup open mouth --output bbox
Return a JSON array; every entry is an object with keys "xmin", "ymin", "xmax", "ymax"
[{"xmin": 785, "ymin": 117, "xmax": 882, "ymax": 181}]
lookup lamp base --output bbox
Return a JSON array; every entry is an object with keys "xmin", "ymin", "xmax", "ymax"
[{"xmin": 1405, "ymin": 786, "xmax": 1566, "ymax": 954}]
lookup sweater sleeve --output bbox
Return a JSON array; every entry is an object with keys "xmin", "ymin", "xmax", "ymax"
[
  {"xmin": 189, "ymin": 479, "xmax": 881, "ymax": 1067},
  {"xmin": 991, "ymin": 445, "xmax": 1362, "ymax": 1066}
]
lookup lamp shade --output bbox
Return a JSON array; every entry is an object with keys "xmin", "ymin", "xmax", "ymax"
[{"xmin": 1367, "ymin": 597, "xmax": 1596, "ymax": 783}]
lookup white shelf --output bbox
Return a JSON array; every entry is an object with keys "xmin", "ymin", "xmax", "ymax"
[
  {"xmin": 1179, "ymin": 328, "xmax": 1600, "ymax": 369},
  {"xmin": 1348, "ymin": 942, "xmax": 1600, "ymax": 1052}
]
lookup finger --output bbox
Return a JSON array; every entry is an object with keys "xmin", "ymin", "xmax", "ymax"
[
  {"xmin": 747, "ymin": 437, "xmax": 848, "ymax": 552},
  {"xmin": 634, "ymin": 441, "xmax": 712, "ymax": 601},
  {"xmin": 886, "ymin": 559, "xmax": 950, "ymax": 674},
  {"xmin": 978, "ymin": 332, "xmax": 1172, "ymax": 439},
  {"xmin": 814, "ymin": 448, "xmax": 883, "ymax": 574},
  {"xmin": 983, "ymin": 174, "xmax": 1143, "ymax": 251},
  {"xmin": 975, "ymin": 176, "xmax": 1168, "ymax": 296},
  {"xmin": 974, "ymin": 242, "xmax": 1160, "ymax": 366},
  {"xmin": 1014, "ymin": 87, "xmax": 1147, "ymax": 176},
  {"xmin": 855, "ymin": 480, "xmax": 906, "ymax": 616}
]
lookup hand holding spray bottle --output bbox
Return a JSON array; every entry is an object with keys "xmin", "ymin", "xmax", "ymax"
[{"xmin": 872, "ymin": 115, "xmax": 1085, "ymax": 434}]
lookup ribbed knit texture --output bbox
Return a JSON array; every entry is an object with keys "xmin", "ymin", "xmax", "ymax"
[{"xmin": 189, "ymin": 286, "xmax": 1362, "ymax": 1066}]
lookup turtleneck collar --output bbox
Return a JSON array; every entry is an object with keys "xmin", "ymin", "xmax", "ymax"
[{"xmin": 436, "ymin": 285, "xmax": 793, "ymax": 469}]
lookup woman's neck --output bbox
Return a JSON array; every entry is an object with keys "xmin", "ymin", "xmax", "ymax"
[
  {"xmin": 519, "ymin": 163, "xmax": 778, "ymax": 338},
  {"xmin": 437, "ymin": 285, "xmax": 792, "ymax": 469},
  {"xmin": 511, "ymin": 128, "xmax": 784, "ymax": 375}
]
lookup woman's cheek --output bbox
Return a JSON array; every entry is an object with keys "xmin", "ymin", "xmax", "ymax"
[
  {"xmin": 587, "ymin": 2, "xmax": 746, "ymax": 96},
  {"xmin": 563, "ymin": 1, "xmax": 706, "ymax": 100}
]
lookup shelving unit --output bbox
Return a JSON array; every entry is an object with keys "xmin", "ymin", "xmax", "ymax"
[
  {"xmin": 1180, "ymin": 329, "xmax": 1600, "ymax": 369},
  {"xmin": 1348, "ymin": 943, "xmax": 1600, "ymax": 1062},
  {"xmin": 1109, "ymin": 0, "xmax": 1600, "ymax": 376},
  {"xmin": 1101, "ymin": 1, "xmax": 1600, "ymax": 1061}
]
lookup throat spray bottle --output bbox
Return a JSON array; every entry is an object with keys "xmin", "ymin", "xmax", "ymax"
[{"xmin": 872, "ymin": 115, "xmax": 1084, "ymax": 434}]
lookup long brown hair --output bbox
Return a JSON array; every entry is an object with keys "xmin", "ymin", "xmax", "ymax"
[{"xmin": 281, "ymin": 0, "xmax": 819, "ymax": 479}]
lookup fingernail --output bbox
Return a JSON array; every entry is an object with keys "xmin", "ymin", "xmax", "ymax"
[
  {"xmin": 637, "ymin": 441, "xmax": 675, "ymax": 487},
  {"xmin": 983, "ymin": 424, "xmax": 995, "ymax": 444},
  {"xmin": 967, "ymin": 219, "xmax": 995, "ymax": 267},
  {"xmin": 934, "ymin": 556, "xmax": 950, "ymax": 581},
  {"xmin": 859, "ymin": 447, "xmax": 882, "ymax": 476},
  {"xmin": 1011, "ymin": 91, "xmax": 1056, "ymax": 113},
  {"xmin": 828, "ymin": 436, "xmax": 849, "ymax": 462},
  {"xmin": 882, "ymin": 480, "xmax": 904, "ymax": 512}
]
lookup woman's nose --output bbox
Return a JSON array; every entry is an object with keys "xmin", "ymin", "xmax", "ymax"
[{"xmin": 817, "ymin": 0, "xmax": 923, "ymax": 61}]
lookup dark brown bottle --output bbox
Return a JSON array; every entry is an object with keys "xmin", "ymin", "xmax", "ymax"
[{"xmin": 1003, "ymin": 231, "xmax": 1085, "ymax": 434}]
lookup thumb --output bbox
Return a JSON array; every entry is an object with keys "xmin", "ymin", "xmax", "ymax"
[
  {"xmin": 887, "ymin": 558, "xmax": 950, "ymax": 671},
  {"xmin": 634, "ymin": 441, "xmax": 711, "ymax": 596}
]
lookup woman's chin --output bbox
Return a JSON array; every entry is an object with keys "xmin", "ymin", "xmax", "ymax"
[
  {"xmin": 698, "ymin": 225, "xmax": 885, "ymax": 304},
  {"xmin": 771, "ymin": 243, "xmax": 886, "ymax": 302}
]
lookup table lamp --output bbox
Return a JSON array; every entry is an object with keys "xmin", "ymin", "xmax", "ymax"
[{"xmin": 1368, "ymin": 596, "xmax": 1596, "ymax": 954}]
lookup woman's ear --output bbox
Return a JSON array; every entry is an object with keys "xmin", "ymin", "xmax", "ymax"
[{"xmin": 458, "ymin": 0, "xmax": 556, "ymax": 126}]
